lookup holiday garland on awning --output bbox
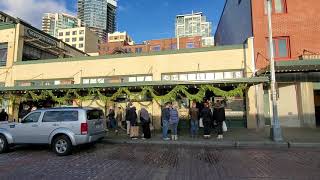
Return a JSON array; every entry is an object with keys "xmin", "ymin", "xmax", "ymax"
[{"xmin": 0, "ymin": 84, "xmax": 247, "ymax": 105}]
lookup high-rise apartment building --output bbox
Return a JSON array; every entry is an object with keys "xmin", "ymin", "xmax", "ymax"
[
  {"xmin": 77, "ymin": 0, "xmax": 117, "ymax": 41},
  {"xmin": 42, "ymin": 13, "xmax": 81, "ymax": 37},
  {"xmin": 58, "ymin": 27, "xmax": 100, "ymax": 53},
  {"xmin": 175, "ymin": 12, "xmax": 214, "ymax": 46}
]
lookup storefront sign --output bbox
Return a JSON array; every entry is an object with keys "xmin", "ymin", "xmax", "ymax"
[{"xmin": 25, "ymin": 27, "xmax": 58, "ymax": 47}]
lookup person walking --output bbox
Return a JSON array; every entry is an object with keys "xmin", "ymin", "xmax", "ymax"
[
  {"xmin": 200, "ymin": 102, "xmax": 213, "ymax": 139},
  {"xmin": 127, "ymin": 103, "xmax": 138, "ymax": 139},
  {"xmin": 0, "ymin": 109, "xmax": 8, "ymax": 122},
  {"xmin": 161, "ymin": 102, "xmax": 171, "ymax": 141},
  {"xmin": 140, "ymin": 108, "xmax": 151, "ymax": 139},
  {"xmin": 108, "ymin": 107, "xmax": 118, "ymax": 134},
  {"xmin": 213, "ymin": 100, "xmax": 226, "ymax": 140},
  {"xmin": 189, "ymin": 102, "xmax": 199, "ymax": 138},
  {"xmin": 169, "ymin": 104, "xmax": 179, "ymax": 141}
]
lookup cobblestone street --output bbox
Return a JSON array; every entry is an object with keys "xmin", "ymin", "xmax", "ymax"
[{"xmin": 0, "ymin": 143, "xmax": 320, "ymax": 180}]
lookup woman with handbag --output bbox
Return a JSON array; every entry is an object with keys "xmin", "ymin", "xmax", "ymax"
[
  {"xmin": 140, "ymin": 108, "xmax": 151, "ymax": 139},
  {"xmin": 213, "ymin": 100, "xmax": 226, "ymax": 140}
]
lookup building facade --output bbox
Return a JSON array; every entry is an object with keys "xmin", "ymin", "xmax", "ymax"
[
  {"xmin": 0, "ymin": 28, "xmax": 267, "ymax": 130},
  {"xmin": 175, "ymin": 12, "xmax": 214, "ymax": 46},
  {"xmin": 108, "ymin": 31, "xmax": 134, "ymax": 45},
  {"xmin": 58, "ymin": 27, "xmax": 100, "ymax": 53},
  {"xmin": 42, "ymin": 13, "xmax": 81, "ymax": 37},
  {"xmin": 77, "ymin": 0, "xmax": 117, "ymax": 41},
  {"xmin": 215, "ymin": 0, "xmax": 320, "ymax": 128},
  {"xmin": 99, "ymin": 36, "xmax": 202, "ymax": 55}
]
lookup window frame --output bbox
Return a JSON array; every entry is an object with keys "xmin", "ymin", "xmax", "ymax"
[
  {"xmin": 266, "ymin": 36, "xmax": 291, "ymax": 60},
  {"xmin": 265, "ymin": 0, "xmax": 287, "ymax": 15}
]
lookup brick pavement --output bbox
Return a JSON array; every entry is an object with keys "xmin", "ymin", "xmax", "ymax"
[{"xmin": 0, "ymin": 143, "xmax": 319, "ymax": 180}]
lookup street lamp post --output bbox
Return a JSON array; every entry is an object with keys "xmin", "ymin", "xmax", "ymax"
[{"xmin": 267, "ymin": 0, "xmax": 283, "ymax": 141}]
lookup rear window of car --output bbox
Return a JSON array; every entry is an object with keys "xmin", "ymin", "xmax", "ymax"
[
  {"xmin": 87, "ymin": 110, "xmax": 104, "ymax": 120},
  {"xmin": 42, "ymin": 111, "xmax": 78, "ymax": 122}
]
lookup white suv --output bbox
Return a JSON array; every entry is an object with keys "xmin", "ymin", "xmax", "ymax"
[{"xmin": 0, "ymin": 107, "xmax": 106, "ymax": 156}]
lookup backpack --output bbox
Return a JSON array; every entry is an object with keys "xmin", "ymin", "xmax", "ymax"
[{"xmin": 169, "ymin": 108, "xmax": 179, "ymax": 124}]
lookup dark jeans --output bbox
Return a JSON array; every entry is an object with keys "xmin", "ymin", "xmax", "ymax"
[
  {"xmin": 142, "ymin": 122, "xmax": 151, "ymax": 139},
  {"xmin": 110, "ymin": 118, "xmax": 117, "ymax": 129},
  {"xmin": 203, "ymin": 121, "xmax": 211, "ymax": 135},
  {"xmin": 217, "ymin": 121, "xmax": 223, "ymax": 135}
]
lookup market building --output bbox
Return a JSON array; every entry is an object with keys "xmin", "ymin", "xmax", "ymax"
[
  {"xmin": 215, "ymin": 0, "xmax": 320, "ymax": 128},
  {"xmin": 0, "ymin": 19, "xmax": 268, "ymax": 130}
]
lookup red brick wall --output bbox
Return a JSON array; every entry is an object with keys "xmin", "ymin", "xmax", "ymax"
[
  {"xmin": 98, "ymin": 36, "xmax": 202, "ymax": 55},
  {"xmin": 252, "ymin": 0, "xmax": 320, "ymax": 69}
]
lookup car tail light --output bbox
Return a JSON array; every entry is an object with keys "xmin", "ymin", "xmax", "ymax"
[{"xmin": 81, "ymin": 123, "xmax": 88, "ymax": 135}]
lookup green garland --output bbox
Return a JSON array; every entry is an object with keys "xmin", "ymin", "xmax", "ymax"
[{"xmin": 1, "ymin": 84, "xmax": 247, "ymax": 105}]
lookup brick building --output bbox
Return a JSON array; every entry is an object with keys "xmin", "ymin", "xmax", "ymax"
[
  {"xmin": 99, "ymin": 36, "xmax": 202, "ymax": 55},
  {"xmin": 215, "ymin": 0, "xmax": 320, "ymax": 69},
  {"xmin": 215, "ymin": 0, "xmax": 320, "ymax": 128}
]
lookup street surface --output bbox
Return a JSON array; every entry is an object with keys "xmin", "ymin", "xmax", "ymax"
[{"xmin": 0, "ymin": 143, "xmax": 319, "ymax": 180}]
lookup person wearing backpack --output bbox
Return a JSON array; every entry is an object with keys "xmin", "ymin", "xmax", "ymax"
[
  {"xmin": 140, "ymin": 107, "xmax": 151, "ymax": 139},
  {"xmin": 169, "ymin": 104, "xmax": 180, "ymax": 141}
]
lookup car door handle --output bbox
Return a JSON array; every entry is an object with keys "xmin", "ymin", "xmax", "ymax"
[{"xmin": 32, "ymin": 124, "xmax": 38, "ymax": 127}]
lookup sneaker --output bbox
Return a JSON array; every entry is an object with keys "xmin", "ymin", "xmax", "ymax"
[
  {"xmin": 141, "ymin": 138, "xmax": 146, "ymax": 140},
  {"xmin": 163, "ymin": 137, "xmax": 170, "ymax": 141},
  {"xmin": 131, "ymin": 137, "xmax": 138, "ymax": 140}
]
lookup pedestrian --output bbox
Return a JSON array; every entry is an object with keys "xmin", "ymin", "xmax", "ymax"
[
  {"xmin": 0, "ymin": 109, "xmax": 8, "ymax": 122},
  {"xmin": 31, "ymin": 106, "xmax": 37, "ymax": 111},
  {"xmin": 213, "ymin": 100, "xmax": 226, "ymax": 140},
  {"xmin": 169, "ymin": 104, "xmax": 179, "ymax": 141},
  {"xmin": 140, "ymin": 107, "xmax": 151, "ymax": 139},
  {"xmin": 200, "ymin": 102, "xmax": 213, "ymax": 139},
  {"xmin": 125, "ymin": 104, "xmax": 131, "ymax": 136},
  {"xmin": 161, "ymin": 102, "xmax": 171, "ymax": 141},
  {"xmin": 127, "ymin": 103, "xmax": 138, "ymax": 139},
  {"xmin": 116, "ymin": 106, "xmax": 125, "ymax": 130},
  {"xmin": 189, "ymin": 102, "xmax": 199, "ymax": 138},
  {"xmin": 108, "ymin": 106, "xmax": 118, "ymax": 134}
]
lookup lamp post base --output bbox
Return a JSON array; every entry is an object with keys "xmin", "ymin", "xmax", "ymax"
[{"xmin": 270, "ymin": 126, "xmax": 283, "ymax": 142}]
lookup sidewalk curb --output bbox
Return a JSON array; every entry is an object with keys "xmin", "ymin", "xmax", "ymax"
[{"xmin": 103, "ymin": 139, "xmax": 320, "ymax": 149}]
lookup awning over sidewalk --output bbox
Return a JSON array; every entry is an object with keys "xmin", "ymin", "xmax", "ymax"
[{"xmin": 0, "ymin": 77, "xmax": 269, "ymax": 92}]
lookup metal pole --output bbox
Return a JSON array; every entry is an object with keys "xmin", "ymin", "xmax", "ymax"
[{"xmin": 267, "ymin": 0, "xmax": 283, "ymax": 141}]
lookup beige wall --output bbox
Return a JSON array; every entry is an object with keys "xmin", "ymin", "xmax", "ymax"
[
  {"xmin": 297, "ymin": 82, "xmax": 316, "ymax": 127},
  {"xmin": 10, "ymin": 48, "xmax": 247, "ymax": 86},
  {"xmin": 84, "ymin": 28, "xmax": 99, "ymax": 53}
]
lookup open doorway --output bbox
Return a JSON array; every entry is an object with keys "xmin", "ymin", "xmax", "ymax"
[{"xmin": 314, "ymin": 90, "xmax": 320, "ymax": 127}]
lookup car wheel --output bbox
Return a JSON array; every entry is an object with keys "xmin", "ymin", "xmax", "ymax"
[
  {"xmin": 52, "ymin": 135, "xmax": 72, "ymax": 156},
  {"xmin": 0, "ymin": 135, "xmax": 9, "ymax": 153}
]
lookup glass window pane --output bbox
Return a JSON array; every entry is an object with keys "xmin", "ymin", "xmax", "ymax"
[
  {"xmin": 197, "ymin": 73, "xmax": 206, "ymax": 80},
  {"xmin": 188, "ymin": 74, "xmax": 196, "ymax": 80},
  {"xmin": 205, "ymin": 73, "xmax": 215, "ymax": 80},
  {"xmin": 97, "ymin": 78, "xmax": 105, "ymax": 83},
  {"xmin": 275, "ymin": 0, "xmax": 284, "ymax": 13},
  {"xmin": 171, "ymin": 75, "xmax": 179, "ymax": 81},
  {"xmin": 137, "ymin": 76, "xmax": 145, "ymax": 82},
  {"xmin": 215, "ymin": 72, "xmax": 224, "ymax": 80},
  {"xmin": 179, "ymin": 74, "xmax": 188, "ymax": 81},
  {"xmin": 235, "ymin": 71, "xmax": 243, "ymax": 78},
  {"xmin": 83, "ymin": 79, "xmax": 90, "ymax": 84},
  {"xmin": 128, "ymin": 77, "xmax": 137, "ymax": 82},
  {"xmin": 145, "ymin": 76, "xmax": 152, "ymax": 81},
  {"xmin": 90, "ymin": 79, "xmax": 97, "ymax": 84},
  {"xmin": 162, "ymin": 75, "xmax": 170, "ymax": 81},
  {"xmin": 224, "ymin": 72, "xmax": 234, "ymax": 79},
  {"xmin": 278, "ymin": 39, "xmax": 288, "ymax": 57}
]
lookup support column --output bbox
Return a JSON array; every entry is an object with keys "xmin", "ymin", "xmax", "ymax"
[
  {"xmin": 297, "ymin": 82, "xmax": 316, "ymax": 128},
  {"xmin": 246, "ymin": 84, "xmax": 265, "ymax": 129}
]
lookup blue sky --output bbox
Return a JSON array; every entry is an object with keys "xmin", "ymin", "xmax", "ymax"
[{"xmin": 0, "ymin": 0, "xmax": 226, "ymax": 43}]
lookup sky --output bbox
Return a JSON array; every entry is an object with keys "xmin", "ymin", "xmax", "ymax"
[{"xmin": 0, "ymin": 0, "xmax": 226, "ymax": 43}]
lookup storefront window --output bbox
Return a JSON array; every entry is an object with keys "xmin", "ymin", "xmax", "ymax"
[{"xmin": 0, "ymin": 43, "xmax": 8, "ymax": 66}]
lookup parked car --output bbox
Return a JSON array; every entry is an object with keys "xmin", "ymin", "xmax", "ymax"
[{"xmin": 0, "ymin": 107, "xmax": 106, "ymax": 156}]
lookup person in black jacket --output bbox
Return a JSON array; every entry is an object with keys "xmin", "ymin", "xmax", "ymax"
[
  {"xmin": 140, "ymin": 108, "xmax": 151, "ymax": 139},
  {"xmin": 0, "ymin": 109, "xmax": 8, "ymax": 122},
  {"xmin": 200, "ymin": 102, "xmax": 213, "ymax": 138},
  {"xmin": 213, "ymin": 100, "xmax": 226, "ymax": 140}
]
